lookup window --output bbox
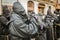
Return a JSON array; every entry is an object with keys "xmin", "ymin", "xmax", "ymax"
[{"xmin": 58, "ymin": 0, "xmax": 60, "ymax": 4}]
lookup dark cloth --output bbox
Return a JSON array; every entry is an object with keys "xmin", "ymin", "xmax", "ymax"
[
  {"xmin": 46, "ymin": 27, "xmax": 53, "ymax": 40},
  {"xmin": 54, "ymin": 10, "xmax": 59, "ymax": 15},
  {"xmin": 0, "ymin": 16, "xmax": 9, "ymax": 35},
  {"xmin": 9, "ymin": 35, "xmax": 30, "ymax": 40},
  {"xmin": 35, "ymin": 28, "xmax": 47, "ymax": 40},
  {"xmin": 45, "ymin": 11, "xmax": 58, "ymax": 40},
  {"xmin": 45, "ymin": 14, "xmax": 53, "ymax": 40}
]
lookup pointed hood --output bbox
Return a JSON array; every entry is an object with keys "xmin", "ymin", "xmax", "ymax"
[{"xmin": 13, "ymin": 2, "xmax": 26, "ymax": 15}]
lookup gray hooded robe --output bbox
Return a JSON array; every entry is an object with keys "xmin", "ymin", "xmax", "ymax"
[{"xmin": 9, "ymin": 2, "xmax": 38, "ymax": 40}]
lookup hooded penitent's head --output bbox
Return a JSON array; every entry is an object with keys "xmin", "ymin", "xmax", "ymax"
[
  {"xmin": 13, "ymin": 2, "xmax": 26, "ymax": 15},
  {"xmin": 2, "ymin": 5, "xmax": 10, "ymax": 20}
]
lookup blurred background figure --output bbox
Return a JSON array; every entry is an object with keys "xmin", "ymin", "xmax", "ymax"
[
  {"xmin": 0, "ymin": 5, "xmax": 10, "ymax": 35},
  {"xmin": 45, "ymin": 6, "xmax": 58, "ymax": 40},
  {"xmin": 35, "ymin": 3, "xmax": 47, "ymax": 40}
]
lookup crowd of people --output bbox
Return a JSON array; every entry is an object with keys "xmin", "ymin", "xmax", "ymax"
[{"xmin": 0, "ymin": 1, "xmax": 60, "ymax": 40}]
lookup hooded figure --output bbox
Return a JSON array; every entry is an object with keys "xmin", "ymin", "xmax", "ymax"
[
  {"xmin": 0, "ymin": 5, "xmax": 10, "ymax": 35},
  {"xmin": 44, "ymin": 6, "xmax": 58, "ymax": 40},
  {"xmin": 9, "ymin": 2, "xmax": 38, "ymax": 40}
]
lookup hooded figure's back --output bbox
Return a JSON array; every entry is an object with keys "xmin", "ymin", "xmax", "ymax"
[{"xmin": 9, "ymin": 2, "xmax": 38, "ymax": 38}]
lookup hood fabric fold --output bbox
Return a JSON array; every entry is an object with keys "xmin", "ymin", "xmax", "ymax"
[
  {"xmin": 13, "ymin": 2, "xmax": 28, "ymax": 19},
  {"xmin": 13, "ymin": 2, "xmax": 26, "ymax": 15}
]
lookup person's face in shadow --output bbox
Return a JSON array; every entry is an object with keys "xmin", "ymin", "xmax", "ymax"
[
  {"xmin": 2, "ymin": 5, "xmax": 10, "ymax": 20},
  {"xmin": 27, "ymin": 1, "xmax": 34, "ymax": 12}
]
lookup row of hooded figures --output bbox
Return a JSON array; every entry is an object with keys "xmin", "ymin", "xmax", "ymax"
[{"xmin": 0, "ymin": 1, "xmax": 60, "ymax": 40}]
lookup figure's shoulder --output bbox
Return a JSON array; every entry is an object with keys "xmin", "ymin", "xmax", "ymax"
[
  {"xmin": 11, "ymin": 12, "xmax": 18, "ymax": 16},
  {"xmin": 11, "ymin": 12, "xmax": 20, "ymax": 19}
]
